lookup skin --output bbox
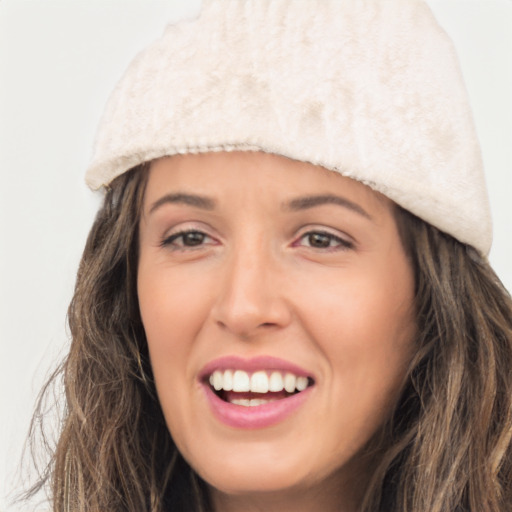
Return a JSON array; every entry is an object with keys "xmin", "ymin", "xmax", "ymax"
[{"xmin": 137, "ymin": 151, "xmax": 416, "ymax": 512}]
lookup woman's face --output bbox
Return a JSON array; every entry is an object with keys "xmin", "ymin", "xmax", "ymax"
[{"xmin": 138, "ymin": 151, "xmax": 416, "ymax": 508}]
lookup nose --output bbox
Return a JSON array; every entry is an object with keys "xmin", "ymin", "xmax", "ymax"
[{"xmin": 211, "ymin": 243, "xmax": 292, "ymax": 339}]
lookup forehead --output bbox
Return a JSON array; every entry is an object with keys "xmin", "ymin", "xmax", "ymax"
[{"xmin": 144, "ymin": 151, "xmax": 392, "ymax": 216}]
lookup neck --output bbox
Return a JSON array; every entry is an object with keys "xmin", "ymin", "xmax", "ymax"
[
  {"xmin": 212, "ymin": 491, "xmax": 357, "ymax": 512},
  {"xmin": 209, "ymin": 463, "xmax": 368, "ymax": 512}
]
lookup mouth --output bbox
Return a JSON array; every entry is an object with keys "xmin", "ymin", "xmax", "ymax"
[
  {"xmin": 199, "ymin": 356, "xmax": 315, "ymax": 428},
  {"xmin": 206, "ymin": 369, "xmax": 314, "ymax": 407}
]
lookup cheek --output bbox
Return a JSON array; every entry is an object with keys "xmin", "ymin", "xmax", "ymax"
[
  {"xmin": 138, "ymin": 262, "xmax": 212, "ymax": 352},
  {"xmin": 298, "ymin": 267, "xmax": 414, "ymax": 350},
  {"xmin": 137, "ymin": 263, "xmax": 210, "ymax": 443},
  {"xmin": 137, "ymin": 261, "xmax": 209, "ymax": 409},
  {"xmin": 294, "ymin": 256, "xmax": 415, "ymax": 423}
]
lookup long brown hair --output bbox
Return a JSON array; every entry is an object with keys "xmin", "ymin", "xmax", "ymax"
[
  {"xmin": 23, "ymin": 165, "xmax": 512, "ymax": 511},
  {"xmin": 362, "ymin": 208, "xmax": 512, "ymax": 511}
]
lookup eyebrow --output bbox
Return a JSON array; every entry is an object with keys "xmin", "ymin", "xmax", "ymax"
[
  {"xmin": 284, "ymin": 194, "xmax": 372, "ymax": 219},
  {"xmin": 148, "ymin": 193, "xmax": 216, "ymax": 214}
]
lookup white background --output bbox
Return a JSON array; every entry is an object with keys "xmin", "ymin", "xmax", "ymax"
[{"xmin": 1, "ymin": 1, "xmax": 511, "ymax": 510}]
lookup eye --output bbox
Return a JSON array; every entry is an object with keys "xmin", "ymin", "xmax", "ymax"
[
  {"xmin": 296, "ymin": 230, "xmax": 353, "ymax": 250},
  {"xmin": 161, "ymin": 230, "xmax": 214, "ymax": 249}
]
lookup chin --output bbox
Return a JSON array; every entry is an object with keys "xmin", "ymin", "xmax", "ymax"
[{"xmin": 183, "ymin": 437, "xmax": 347, "ymax": 498}]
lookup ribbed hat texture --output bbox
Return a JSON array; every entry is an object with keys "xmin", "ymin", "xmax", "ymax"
[{"xmin": 86, "ymin": 0, "xmax": 492, "ymax": 255}]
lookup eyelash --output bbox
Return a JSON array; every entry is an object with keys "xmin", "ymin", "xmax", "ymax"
[
  {"xmin": 160, "ymin": 229, "xmax": 354, "ymax": 251},
  {"xmin": 296, "ymin": 230, "xmax": 354, "ymax": 251},
  {"xmin": 160, "ymin": 229, "xmax": 214, "ymax": 249}
]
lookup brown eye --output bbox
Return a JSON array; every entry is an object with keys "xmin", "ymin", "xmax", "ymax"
[
  {"xmin": 181, "ymin": 231, "xmax": 206, "ymax": 246},
  {"xmin": 297, "ymin": 230, "xmax": 353, "ymax": 250},
  {"xmin": 307, "ymin": 232, "xmax": 332, "ymax": 248},
  {"xmin": 162, "ymin": 230, "xmax": 213, "ymax": 248}
]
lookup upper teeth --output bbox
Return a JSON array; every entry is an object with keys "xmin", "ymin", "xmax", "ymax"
[{"xmin": 208, "ymin": 370, "xmax": 309, "ymax": 393}]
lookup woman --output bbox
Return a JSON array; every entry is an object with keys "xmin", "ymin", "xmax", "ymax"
[{"xmin": 24, "ymin": 0, "xmax": 512, "ymax": 511}]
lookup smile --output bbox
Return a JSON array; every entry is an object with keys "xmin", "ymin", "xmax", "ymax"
[
  {"xmin": 200, "ymin": 356, "xmax": 315, "ymax": 428},
  {"xmin": 209, "ymin": 369, "xmax": 311, "ymax": 406}
]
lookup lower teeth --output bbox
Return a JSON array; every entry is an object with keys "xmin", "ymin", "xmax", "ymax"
[{"xmin": 230, "ymin": 398, "xmax": 279, "ymax": 407}]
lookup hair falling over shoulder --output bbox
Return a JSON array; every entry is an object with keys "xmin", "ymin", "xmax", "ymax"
[
  {"xmin": 22, "ymin": 166, "xmax": 209, "ymax": 512},
  {"xmin": 22, "ymin": 168, "xmax": 512, "ymax": 512},
  {"xmin": 357, "ymin": 208, "xmax": 512, "ymax": 512}
]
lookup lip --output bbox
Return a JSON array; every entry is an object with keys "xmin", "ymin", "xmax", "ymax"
[{"xmin": 199, "ymin": 355, "xmax": 314, "ymax": 429}]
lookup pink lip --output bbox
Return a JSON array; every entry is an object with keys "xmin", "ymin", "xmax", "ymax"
[{"xmin": 199, "ymin": 356, "xmax": 314, "ymax": 429}]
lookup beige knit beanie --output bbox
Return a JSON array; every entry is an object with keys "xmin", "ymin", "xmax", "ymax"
[{"xmin": 85, "ymin": 0, "xmax": 492, "ymax": 255}]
